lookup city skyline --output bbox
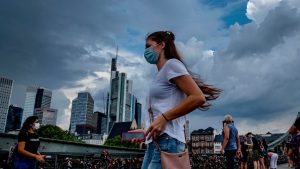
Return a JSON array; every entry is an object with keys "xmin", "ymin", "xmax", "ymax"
[{"xmin": 1, "ymin": 0, "xmax": 300, "ymax": 134}]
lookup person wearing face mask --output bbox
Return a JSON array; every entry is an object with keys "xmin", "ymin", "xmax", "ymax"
[
  {"xmin": 130, "ymin": 31, "xmax": 221, "ymax": 169},
  {"xmin": 14, "ymin": 116, "xmax": 44, "ymax": 169}
]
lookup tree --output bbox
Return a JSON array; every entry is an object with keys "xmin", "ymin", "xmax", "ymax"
[
  {"xmin": 36, "ymin": 124, "xmax": 83, "ymax": 143},
  {"xmin": 104, "ymin": 135, "xmax": 139, "ymax": 149}
]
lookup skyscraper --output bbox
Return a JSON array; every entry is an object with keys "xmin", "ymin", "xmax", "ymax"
[
  {"xmin": 70, "ymin": 92, "xmax": 94, "ymax": 133},
  {"xmin": 135, "ymin": 102, "xmax": 142, "ymax": 129},
  {"xmin": 5, "ymin": 105, "xmax": 23, "ymax": 132},
  {"xmin": 0, "ymin": 77, "xmax": 13, "ymax": 133},
  {"xmin": 185, "ymin": 120, "xmax": 190, "ymax": 141},
  {"xmin": 106, "ymin": 56, "xmax": 139, "ymax": 133},
  {"xmin": 34, "ymin": 108, "xmax": 57, "ymax": 125},
  {"xmin": 34, "ymin": 88, "xmax": 52, "ymax": 109},
  {"xmin": 22, "ymin": 87, "xmax": 52, "ymax": 125},
  {"xmin": 93, "ymin": 111, "xmax": 107, "ymax": 134}
]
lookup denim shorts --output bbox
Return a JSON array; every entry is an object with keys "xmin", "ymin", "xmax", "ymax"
[
  {"xmin": 142, "ymin": 133, "xmax": 185, "ymax": 169},
  {"xmin": 13, "ymin": 154, "xmax": 36, "ymax": 169}
]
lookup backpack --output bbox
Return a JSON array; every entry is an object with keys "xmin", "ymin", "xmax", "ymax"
[{"xmin": 7, "ymin": 143, "xmax": 18, "ymax": 166}]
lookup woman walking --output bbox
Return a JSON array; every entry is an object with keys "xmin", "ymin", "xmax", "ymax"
[
  {"xmin": 131, "ymin": 31, "xmax": 220, "ymax": 169},
  {"xmin": 14, "ymin": 116, "xmax": 44, "ymax": 169}
]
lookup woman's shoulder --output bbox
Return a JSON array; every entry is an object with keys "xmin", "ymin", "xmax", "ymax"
[
  {"xmin": 166, "ymin": 58, "xmax": 183, "ymax": 65},
  {"xmin": 18, "ymin": 130, "xmax": 29, "ymax": 141},
  {"xmin": 164, "ymin": 59, "xmax": 187, "ymax": 71},
  {"xmin": 18, "ymin": 130, "xmax": 28, "ymax": 136}
]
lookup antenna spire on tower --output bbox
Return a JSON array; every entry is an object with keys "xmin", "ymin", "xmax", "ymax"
[{"xmin": 111, "ymin": 45, "xmax": 118, "ymax": 72}]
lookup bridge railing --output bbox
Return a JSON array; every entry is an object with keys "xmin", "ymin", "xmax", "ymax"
[
  {"xmin": 0, "ymin": 133, "xmax": 289, "ymax": 169},
  {"xmin": 38, "ymin": 151, "xmax": 145, "ymax": 169},
  {"xmin": 0, "ymin": 151, "xmax": 288, "ymax": 169}
]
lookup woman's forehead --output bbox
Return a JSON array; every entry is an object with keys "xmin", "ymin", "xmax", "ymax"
[{"xmin": 146, "ymin": 39, "xmax": 156, "ymax": 45}]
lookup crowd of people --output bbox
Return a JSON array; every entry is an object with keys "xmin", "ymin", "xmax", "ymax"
[
  {"xmin": 286, "ymin": 116, "xmax": 300, "ymax": 169},
  {"xmin": 220, "ymin": 115, "xmax": 280, "ymax": 169},
  {"xmin": 237, "ymin": 116, "xmax": 300, "ymax": 169},
  {"xmin": 220, "ymin": 114, "xmax": 300, "ymax": 169},
  {"xmin": 239, "ymin": 132, "xmax": 271, "ymax": 169}
]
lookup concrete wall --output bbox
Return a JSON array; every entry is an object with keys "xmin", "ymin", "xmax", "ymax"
[{"xmin": 0, "ymin": 133, "xmax": 144, "ymax": 155}]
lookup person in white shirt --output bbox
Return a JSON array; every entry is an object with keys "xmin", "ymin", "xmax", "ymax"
[
  {"xmin": 131, "ymin": 31, "xmax": 221, "ymax": 169},
  {"xmin": 268, "ymin": 151, "xmax": 278, "ymax": 169}
]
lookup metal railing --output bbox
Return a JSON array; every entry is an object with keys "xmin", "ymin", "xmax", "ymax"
[{"xmin": 0, "ymin": 151, "xmax": 287, "ymax": 169}]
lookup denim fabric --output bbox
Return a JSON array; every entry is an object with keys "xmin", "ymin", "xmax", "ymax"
[
  {"xmin": 13, "ymin": 154, "xmax": 36, "ymax": 169},
  {"xmin": 225, "ymin": 124, "xmax": 238, "ymax": 150},
  {"xmin": 142, "ymin": 133, "xmax": 185, "ymax": 169},
  {"xmin": 225, "ymin": 150, "xmax": 237, "ymax": 169}
]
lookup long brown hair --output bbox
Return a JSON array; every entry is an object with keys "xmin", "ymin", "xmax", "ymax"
[
  {"xmin": 146, "ymin": 31, "xmax": 221, "ymax": 110},
  {"xmin": 21, "ymin": 115, "xmax": 38, "ymax": 132}
]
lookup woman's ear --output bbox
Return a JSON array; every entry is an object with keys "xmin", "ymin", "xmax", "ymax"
[{"xmin": 161, "ymin": 41, "xmax": 166, "ymax": 49}]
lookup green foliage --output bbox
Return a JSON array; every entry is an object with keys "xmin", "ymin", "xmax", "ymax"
[
  {"xmin": 104, "ymin": 135, "xmax": 139, "ymax": 149},
  {"xmin": 36, "ymin": 124, "xmax": 83, "ymax": 143}
]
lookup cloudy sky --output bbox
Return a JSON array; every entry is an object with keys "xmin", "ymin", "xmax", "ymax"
[{"xmin": 1, "ymin": 0, "xmax": 300, "ymax": 135}]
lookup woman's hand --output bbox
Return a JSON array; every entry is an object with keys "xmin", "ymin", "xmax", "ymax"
[
  {"xmin": 128, "ymin": 129, "xmax": 145, "ymax": 143},
  {"xmin": 236, "ymin": 149, "xmax": 242, "ymax": 157},
  {"xmin": 35, "ymin": 154, "xmax": 45, "ymax": 163},
  {"xmin": 145, "ymin": 115, "xmax": 168, "ymax": 140}
]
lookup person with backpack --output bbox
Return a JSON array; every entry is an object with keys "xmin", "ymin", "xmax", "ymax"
[{"xmin": 13, "ymin": 116, "xmax": 45, "ymax": 169}]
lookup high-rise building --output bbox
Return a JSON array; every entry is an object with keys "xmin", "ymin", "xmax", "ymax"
[
  {"xmin": 5, "ymin": 105, "xmax": 23, "ymax": 132},
  {"xmin": 0, "ymin": 77, "xmax": 13, "ymax": 133},
  {"xmin": 100, "ymin": 113, "xmax": 108, "ymax": 134},
  {"xmin": 75, "ymin": 124, "xmax": 95, "ymax": 134},
  {"xmin": 106, "ymin": 56, "xmax": 139, "ymax": 133},
  {"xmin": 135, "ymin": 102, "xmax": 142, "ymax": 129},
  {"xmin": 34, "ymin": 108, "xmax": 57, "ymax": 126},
  {"xmin": 70, "ymin": 92, "xmax": 94, "ymax": 133},
  {"xmin": 34, "ymin": 88, "xmax": 51, "ymax": 109},
  {"xmin": 22, "ymin": 87, "xmax": 52, "ymax": 125},
  {"xmin": 92, "ymin": 112, "xmax": 98, "ymax": 131},
  {"xmin": 93, "ymin": 111, "xmax": 107, "ymax": 134},
  {"xmin": 185, "ymin": 120, "xmax": 190, "ymax": 141}
]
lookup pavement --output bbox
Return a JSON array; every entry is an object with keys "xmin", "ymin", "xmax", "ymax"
[{"xmin": 278, "ymin": 163, "xmax": 291, "ymax": 169}]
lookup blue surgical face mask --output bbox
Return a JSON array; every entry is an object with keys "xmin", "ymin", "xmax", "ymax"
[{"xmin": 144, "ymin": 47, "xmax": 159, "ymax": 64}]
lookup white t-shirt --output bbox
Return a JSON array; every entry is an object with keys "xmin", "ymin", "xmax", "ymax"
[{"xmin": 145, "ymin": 58, "xmax": 189, "ymax": 144}]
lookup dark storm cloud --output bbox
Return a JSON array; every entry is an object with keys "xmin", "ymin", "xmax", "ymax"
[
  {"xmin": 0, "ymin": 1, "xmax": 118, "ymax": 89},
  {"xmin": 7, "ymin": 0, "xmax": 296, "ymax": 132},
  {"xmin": 224, "ymin": 1, "xmax": 300, "ymax": 59},
  {"xmin": 0, "ymin": 0, "xmax": 222, "ymax": 88},
  {"xmin": 188, "ymin": 1, "xmax": 300, "ymax": 124}
]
